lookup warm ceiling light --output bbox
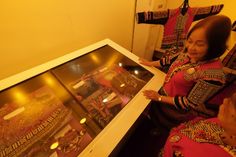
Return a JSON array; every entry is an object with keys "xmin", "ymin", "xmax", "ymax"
[
  {"xmin": 103, "ymin": 98, "xmax": 108, "ymax": 103},
  {"xmin": 50, "ymin": 142, "xmax": 59, "ymax": 150},
  {"xmin": 3, "ymin": 106, "xmax": 25, "ymax": 120},
  {"xmin": 80, "ymin": 118, "xmax": 86, "ymax": 124},
  {"xmin": 72, "ymin": 81, "xmax": 85, "ymax": 89},
  {"xmin": 120, "ymin": 83, "xmax": 125, "ymax": 87}
]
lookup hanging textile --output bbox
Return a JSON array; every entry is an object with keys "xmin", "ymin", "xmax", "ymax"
[{"xmin": 137, "ymin": 4, "xmax": 224, "ymax": 51}]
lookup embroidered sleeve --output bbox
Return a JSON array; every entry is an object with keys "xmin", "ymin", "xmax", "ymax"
[
  {"xmin": 160, "ymin": 52, "xmax": 180, "ymax": 67},
  {"xmin": 174, "ymin": 96, "xmax": 189, "ymax": 110},
  {"xmin": 187, "ymin": 80, "xmax": 223, "ymax": 104},
  {"xmin": 137, "ymin": 10, "xmax": 169, "ymax": 25},
  {"xmin": 173, "ymin": 80, "xmax": 223, "ymax": 113},
  {"xmin": 193, "ymin": 4, "xmax": 224, "ymax": 21}
]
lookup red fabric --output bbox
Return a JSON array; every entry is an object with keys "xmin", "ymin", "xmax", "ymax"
[
  {"xmin": 163, "ymin": 118, "xmax": 232, "ymax": 157},
  {"xmin": 162, "ymin": 8, "xmax": 194, "ymax": 48},
  {"xmin": 161, "ymin": 7, "xmax": 199, "ymax": 50},
  {"xmin": 163, "ymin": 55, "xmax": 224, "ymax": 97}
]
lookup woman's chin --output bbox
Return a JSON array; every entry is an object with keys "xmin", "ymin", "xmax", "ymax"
[
  {"xmin": 187, "ymin": 54, "xmax": 199, "ymax": 61},
  {"xmin": 187, "ymin": 53, "xmax": 196, "ymax": 57}
]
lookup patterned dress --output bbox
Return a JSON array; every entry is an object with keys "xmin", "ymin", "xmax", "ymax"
[
  {"xmin": 149, "ymin": 52, "xmax": 225, "ymax": 129},
  {"xmin": 163, "ymin": 118, "xmax": 236, "ymax": 157}
]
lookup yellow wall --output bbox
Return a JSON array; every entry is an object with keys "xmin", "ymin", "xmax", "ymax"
[
  {"xmin": 0, "ymin": 0, "xmax": 135, "ymax": 80},
  {"xmin": 132, "ymin": 0, "xmax": 167, "ymax": 59}
]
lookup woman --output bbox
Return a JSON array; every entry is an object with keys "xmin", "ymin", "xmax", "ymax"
[
  {"xmin": 162, "ymin": 92, "xmax": 236, "ymax": 157},
  {"xmin": 140, "ymin": 15, "xmax": 232, "ymax": 129}
]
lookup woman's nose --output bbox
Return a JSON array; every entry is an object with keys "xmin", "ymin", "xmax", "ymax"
[{"xmin": 188, "ymin": 43, "xmax": 196, "ymax": 51}]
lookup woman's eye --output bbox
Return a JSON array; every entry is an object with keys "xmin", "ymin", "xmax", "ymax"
[
  {"xmin": 196, "ymin": 43, "xmax": 205, "ymax": 47},
  {"xmin": 187, "ymin": 40, "xmax": 193, "ymax": 44},
  {"xmin": 187, "ymin": 39, "xmax": 192, "ymax": 42}
]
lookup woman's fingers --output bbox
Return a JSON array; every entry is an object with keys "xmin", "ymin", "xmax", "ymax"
[
  {"xmin": 139, "ymin": 58, "xmax": 152, "ymax": 66},
  {"xmin": 143, "ymin": 90, "xmax": 159, "ymax": 101}
]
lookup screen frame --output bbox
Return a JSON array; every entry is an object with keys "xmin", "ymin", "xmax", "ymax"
[{"xmin": 0, "ymin": 39, "xmax": 166, "ymax": 157}]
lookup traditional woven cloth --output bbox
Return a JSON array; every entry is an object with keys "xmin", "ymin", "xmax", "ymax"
[
  {"xmin": 163, "ymin": 118, "xmax": 236, "ymax": 157},
  {"xmin": 137, "ymin": 4, "xmax": 223, "ymax": 51},
  {"xmin": 160, "ymin": 52, "xmax": 225, "ymax": 118}
]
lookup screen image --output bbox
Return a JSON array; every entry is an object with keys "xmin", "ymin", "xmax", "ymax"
[
  {"xmin": 0, "ymin": 73, "xmax": 94, "ymax": 157},
  {"xmin": 0, "ymin": 45, "xmax": 153, "ymax": 157},
  {"xmin": 52, "ymin": 45, "xmax": 153, "ymax": 128}
]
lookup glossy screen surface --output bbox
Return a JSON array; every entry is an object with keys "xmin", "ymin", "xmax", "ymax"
[{"xmin": 0, "ymin": 45, "xmax": 153, "ymax": 157}]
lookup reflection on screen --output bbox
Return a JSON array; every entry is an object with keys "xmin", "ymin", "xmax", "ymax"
[
  {"xmin": 0, "ymin": 45, "xmax": 153, "ymax": 157},
  {"xmin": 52, "ymin": 45, "xmax": 153, "ymax": 128}
]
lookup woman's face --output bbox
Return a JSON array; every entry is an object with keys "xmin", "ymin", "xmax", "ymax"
[
  {"xmin": 185, "ymin": 28, "xmax": 208, "ymax": 63},
  {"xmin": 218, "ymin": 93, "xmax": 236, "ymax": 135}
]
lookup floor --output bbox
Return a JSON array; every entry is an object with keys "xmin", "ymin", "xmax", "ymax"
[{"xmin": 111, "ymin": 114, "xmax": 169, "ymax": 157}]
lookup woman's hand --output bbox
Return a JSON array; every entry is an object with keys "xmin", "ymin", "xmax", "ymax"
[
  {"xmin": 143, "ymin": 90, "xmax": 160, "ymax": 101},
  {"xmin": 223, "ymin": 67, "xmax": 236, "ymax": 75},
  {"xmin": 139, "ymin": 58, "xmax": 161, "ymax": 68},
  {"xmin": 138, "ymin": 58, "xmax": 154, "ymax": 67}
]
